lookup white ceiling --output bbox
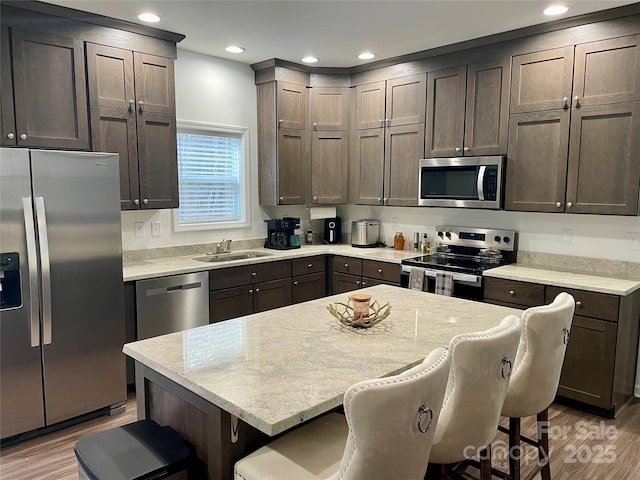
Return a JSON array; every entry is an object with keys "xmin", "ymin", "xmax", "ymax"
[{"xmin": 45, "ymin": 1, "xmax": 638, "ymax": 67}]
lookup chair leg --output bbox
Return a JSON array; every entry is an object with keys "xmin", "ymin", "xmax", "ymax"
[
  {"xmin": 537, "ymin": 408, "xmax": 551, "ymax": 480},
  {"xmin": 508, "ymin": 417, "xmax": 521, "ymax": 480},
  {"xmin": 441, "ymin": 464, "xmax": 450, "ymax": 480},
  {"xmin": 479, "ymin": 445, "xmax": 492, "ymax": 480}
]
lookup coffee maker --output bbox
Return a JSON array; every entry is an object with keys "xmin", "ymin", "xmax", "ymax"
[
  {"xmin": 324, "ymin": 217, "xmax": 341, "ymax": 244},
  {"xmin": 265, "ymin": 217, "xmax": 301, "ymax": 250}
]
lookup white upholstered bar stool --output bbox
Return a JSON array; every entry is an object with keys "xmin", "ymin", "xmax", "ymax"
[
  {"xmin": 234, "ymin": 347, "xmax": 451, "ymax": 480},
  {"xmin": 427, "ymin": 315, "xmax": 522, "ymax": 480},
  {"xmin": 498, "ymin": 292, "xmax": 575, "ymax": 480}
]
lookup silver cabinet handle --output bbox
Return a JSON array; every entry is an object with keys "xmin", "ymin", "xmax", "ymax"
[
  {"xmin": 455, "ymin": 147, "xmax": 461, "ymax": 152},
  {"xmin": 385, "ymin": 118, "xmax": 390, "ymax": 127},
  {"xmin": 555, "ymin": 202, "xmax": 562, "ymax": 207},
  {"xmin": 463, "ymin": 146, "xmax": 469, "ymax": 152},
  {"xmin": 313, "ymin": 122, "xmax": 317, "ymax": 130},
  {"xmin": 377, "ymin": 197, "xmax": 382, "ymax": 202},
  {"xmin": 143, "ymin": 198, "xmax": 149, "ymax": 205},
  {"xmin": 574, "ymin": 96, "xmax": 580, "ymax": 107},
  {"xmin": 249, "ymin": 289, "xmax": 253, "ymax": 294},
  {"xmin": 134, "ymin": 199, "xmax": 140, "ymax": 205},
  {"xmin": 361, "ymin": 281, "xmax": 367, "ymax": 287},
  {"xmin": 313, "ymin": 195, "xmax": 318, "ymax": 201},
  {"xmin": 562, "ymin": 96, "xmax": 568, "ymax": 108},
  {"xmin": 576, "ymin": 301, "xmax": 582, "ymax": 307},
  {"xmin": 377, "ymin": 268, "xmax": 383, "ymax": 273},
  {"xmin": 509, "ymin": 290, "xmax": 515, "ymax": 296},
  {"xmin": 307, "ymin": 263, "xmax": 313, "ymax": 268},
  {"xmin": 7, "ymin": 132, "xmax": 15, "ymax": 139},
  {"xmin": 567, "ymin": 202, "xmax": 573, "ymax": 208},
  {"xmin": 293, "ymin": 281, "xmax": 298, "ymax": 286},
  {"xmin": 344, "ymin": 263, "xmax": 349, "ymax": 268},
  {"xmin": 251, "ymin": 272, "xmax": 257, "ymax": 277},
  {"xmin": 278, "ymin": 119, "xmax": 283, "ymax": 128},
  {"xmin": 356, "ymin": 280, "xmax": 361, "ymax": 285},
  {"xmin": 129, "ymin": 99, "xmax": 135, "ymax": 110},
  {"xmin": 383, "ymin": 197, "xmax": 388, "ymax": 202},
  {"xmin": 379, "ymin": 119, "xmax": 384, "ymax": 127},
  {"xmin": 279, "ymin": 196, "xmax": 284, "ymax": 202},
  {"xmin": 138, "ymin": 100, "xmax": 144, "ymax": 111},
  {"xmin": 20, "ymin": 133, "xmax": 27, "ymax": 140},
  {"xmin": 23, "ymin": 197, "xmax": 40, "ymax": 347},
  {"xmin": 35, "ymin": 197, "xmax": 52, "ymax": 345},
  {"xmin": 255, "ymin": 288, "xmax": 260, "ymax": 293}
]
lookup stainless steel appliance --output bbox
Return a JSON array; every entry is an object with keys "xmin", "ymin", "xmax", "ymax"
[
  {"xmin": 324, "ymin": 217, "xmax": 341, "ymax": 244},
  {"xmin": 351, "ymin": 219, "xmax": 380, "ymax": 247},
  {"xmin": 418, "ymin": 156, "xmax": 505, "ymax": 209},
  {"xmin": 136, "ymin": 272, "xmax": 209, "ymax": 340},
  {"xmin": 0, "ymin": 148, "xmax": 126, "ymax": 441},
  {"xmin": 264, "ymin": 217, "xmax": 301, "ymax": 250},
  {"xmin": 401, "ymin": 225, "xmax": 518, "ymax": 300}
]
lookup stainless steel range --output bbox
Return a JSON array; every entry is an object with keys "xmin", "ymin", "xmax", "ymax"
[{"xmin": 401, "ymin": 225, "xmax": 518, "ymax": 300}]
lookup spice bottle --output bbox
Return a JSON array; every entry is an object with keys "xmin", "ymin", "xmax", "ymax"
[
  {"xmin": 421, "ymin": 234, "xmax": 430, "ymax": 254},
  {"xmin": 306, "ymin": 222, "xmax": 313, "ymax": 244},
  {"xmin": 394, "ymin": 232, "xmax": 405, "ymax": 250}
]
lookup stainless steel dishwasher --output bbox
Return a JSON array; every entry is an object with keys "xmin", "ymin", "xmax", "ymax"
[{"xmin": 136, "ymin": 271, "xmax": 209, "ymax": 340}]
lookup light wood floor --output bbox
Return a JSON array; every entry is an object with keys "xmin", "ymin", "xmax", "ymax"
[{"xmin": 1, "ymin": 396, "xmax": 639, "ymax": 480}]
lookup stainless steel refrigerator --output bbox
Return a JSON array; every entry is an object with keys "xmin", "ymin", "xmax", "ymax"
[{"xmin": 0, "ymin": 148, "xmax": 126, "ymax": 440}]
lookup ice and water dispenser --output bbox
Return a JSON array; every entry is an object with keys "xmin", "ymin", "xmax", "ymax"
[{"xmin": 0, "ymin": 253, "xmax": 21, "ymax": 309}]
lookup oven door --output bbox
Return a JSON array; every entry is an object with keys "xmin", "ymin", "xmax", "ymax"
[
  {"xmin": 418, "ymin": 156, "xmax": 503, "ymax": 209},
  {"xmin": 400, "ymin": 265, "xmax": 483, "ymax": 301}
]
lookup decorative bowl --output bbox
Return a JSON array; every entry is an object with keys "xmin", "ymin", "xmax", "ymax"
[{"xmin": 327, "ymin": 297, "xmax": 391, "ymax": 328}]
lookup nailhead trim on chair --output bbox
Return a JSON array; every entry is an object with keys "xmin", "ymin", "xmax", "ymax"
[{"xmin": 335, "ymin": 348, "xmax": 451, "ymax": 480}]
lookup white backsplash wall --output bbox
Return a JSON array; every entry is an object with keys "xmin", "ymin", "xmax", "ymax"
[{"xmin": 337, "ymin": 205, "xmax": 640, "ymax": 263}]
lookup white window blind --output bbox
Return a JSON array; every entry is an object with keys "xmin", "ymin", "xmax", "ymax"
[{"xmin": 176, "ymin": 123, "xmax": 248, "ymax": 229}]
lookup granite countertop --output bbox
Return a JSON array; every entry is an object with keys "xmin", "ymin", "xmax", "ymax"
[
  {"xmin": 123, "ymin": 244, "xmax": 419, "ymax": 282},
  {"xmin": 484, "ymin": 264, "xmax": 640, "ymax": 296},
  {"xmin": 123, "ymin": 284, "xmax": 522, "ymax": 436}
]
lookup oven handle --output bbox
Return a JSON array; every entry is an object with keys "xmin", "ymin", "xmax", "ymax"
[
  {"xmin": 402, "ymin": 265, "xmax": 482, "ymax": 286},
  {"xmin": 477, "ymin": 165, "xmax": 486, "ymax": 201}
]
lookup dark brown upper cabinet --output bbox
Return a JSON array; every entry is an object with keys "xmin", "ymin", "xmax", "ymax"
[
  {"xmin": 426, "ymin": 58, "xmax": 509, "ymax": 157},
  {"xmin": 1, "ymin": 27, "xmax": 89, "ymax": 150},
  {"xmin": 87, "ymin": 43, "xmax": 178, "ymax": 210},
  {"xmin": 507, "ymin": 36, "xmax": 640, "ymax": 215},
  {"xmin": 309, "ymin": 87, "xmax": 349, "ymax": 131}
]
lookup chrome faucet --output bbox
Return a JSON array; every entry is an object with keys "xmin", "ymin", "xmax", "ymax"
[{"xmin": 216, "ymin": 239, "xmax": 232, "ymax": 254}]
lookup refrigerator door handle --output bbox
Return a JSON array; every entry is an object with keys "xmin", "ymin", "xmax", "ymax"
[
  {"xmin": 22, "ymin": 197, "xmax": 40, "ymax": 347},
  {"xmin": 35, "ymin": 197, "xmax": 52, "ymax": 345}
]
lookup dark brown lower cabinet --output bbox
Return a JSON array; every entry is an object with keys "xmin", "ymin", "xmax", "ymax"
[
  {"xmin": 253, "ymin": 278, "xmax": 291, "ymax": 313},
  {"xmin": 331, "ymin": 256, "xmax": 401, "ymax": 294},
  {"xmin": 292, "ymin": 272, "xmax": 326, "ymax": 304}
]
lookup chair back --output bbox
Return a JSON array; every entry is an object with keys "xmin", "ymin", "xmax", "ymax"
[
  {"xmin": 501, "ymin": 292, "xmax": 575, "ymax": 418},
  {"xmin": 335, "ymin": 347, "xmax": 451, "ymax": 480},
  {"xmin": 429, "ymin": 315, "xmax": 522, "ymax": 465}
]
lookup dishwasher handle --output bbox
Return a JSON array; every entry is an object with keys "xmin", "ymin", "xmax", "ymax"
[{"xmin": 146, "ymin": 281, "xmax": 203, "ymax": 296}]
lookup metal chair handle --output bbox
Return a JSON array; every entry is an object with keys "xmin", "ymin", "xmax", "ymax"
[{"xmin": 417, "ymin": 404, "xmax": 433, "ymax": 433}]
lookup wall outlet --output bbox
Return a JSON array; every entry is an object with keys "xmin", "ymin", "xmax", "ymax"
[
  {"xmin": 134, "ymin": 222, "xmax": 145, "ymax": 239},
  {"xmin": 151, "ymin": 221, "xmax": 161, "ymax": 238},
  {"xmin": 561, "ymin": 228, "xmax": 572, "ymax": 245}
]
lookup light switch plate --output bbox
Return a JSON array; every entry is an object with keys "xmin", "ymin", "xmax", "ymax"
[
  {"xmin": 151, "ymin": 221, "xmax": 161, "ymax": 238},
  {"xmin": 134, "ymin": 222, "xmax": 145, "ymax": 239}
]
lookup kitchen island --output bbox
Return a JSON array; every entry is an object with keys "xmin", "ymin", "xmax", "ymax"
[{"xmin": 124, "ymin": 284, "xmax": 522, "ymax": 479}]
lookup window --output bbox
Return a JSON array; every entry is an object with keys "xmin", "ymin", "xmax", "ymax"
[{"xmin": 175, "ymin": 121, "xmax": 249, "ymax": 230}]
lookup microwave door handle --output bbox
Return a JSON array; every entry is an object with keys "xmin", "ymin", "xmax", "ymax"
[{"xmin": 477, "ymin": 166, "xmax": 486, "ymax": 201}]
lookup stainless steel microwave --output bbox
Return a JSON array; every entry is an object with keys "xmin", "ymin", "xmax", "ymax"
[{"xmin": 418, "ymin": 156, "xmax": 505, "ymax": 209}]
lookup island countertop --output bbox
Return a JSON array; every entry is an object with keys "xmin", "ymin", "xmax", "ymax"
[{"xmin": 123, "ymin": 284, "xmax": 521, "ymax": 436}]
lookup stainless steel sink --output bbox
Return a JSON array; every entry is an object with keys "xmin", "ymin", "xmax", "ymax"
[{"xmin": 193, "ymin": 251, "xmax": 273, "ymax": 263}]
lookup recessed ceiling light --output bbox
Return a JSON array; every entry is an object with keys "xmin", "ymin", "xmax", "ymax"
[
  {"xmin": 358, "ymin": 52, "xmax": 376, "ymax": 60},
  {"xmin": 543, "ymin": 5, "xmax": 569, "ymax": 15},
  {"xmin": 138, "ymin": 12, "xmax": 160, "ymax": 23},
  {"xmin": 225, "ymin": 46, "xmax": 245, "ymax": 54},
  {"xmin": 301, "ymin": 56, "xmax": 319, "ymax": 64}
]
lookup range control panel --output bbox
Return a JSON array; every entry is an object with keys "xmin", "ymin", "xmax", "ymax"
[{"xmin": 435, "ymin": 226, "xmax": 518, "ymax": 252}]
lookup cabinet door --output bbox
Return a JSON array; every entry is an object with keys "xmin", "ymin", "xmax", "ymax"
[
  {"xmin": 566, "ymin": 103, "xmax": 640, "ymax": 215},
  {"xmin": 425, "ymin": 66, "xmax": 466, "ymax": 157},
  {"xmin": 209, "ymin": 286, "xmax": 253, "ymax": 323},
  {"xmin": 277, "ymin": 82, "xmax": 308, "ymax": 130},
  {"xmin": 557, "ymin": 315, "xmax": 617, "ymax": 409},
  {"xmin": 86, "ymin": 43, "xmax": 135, "ymax": 109},
  {"xmin": 332, "ymin": 272, "xmax": 362, "ymax": 295},
  {"xmin": 136, "ymin": 111, "xmax": 179, "ymax": 209},
  {"xmin": 277, "ymin": 128, "xmax": 309, "ymax": 205},
  {"xmin": 11, "ymin": 29, "xmax": 89, "ymax": 149},
  {"xmin": 292, "ymin": 272, "xmax": 326, "ymax": 304},
  {"xmin": 505, "ymin": 111, "xmax": 570, "ymax": 212},
  {"xmin": 384, "ymin": 124, "xmax": 424, "ymax": 206},
  {"xmin": 310, "ymin": 131, "xmax": 348, "ymax": 204},
  {"xmin": 573, "ymin": 35, "xmax": 640, "ymax": 108},
  {"xmin": 90, "ymin": 107, "xmax": 140, "ymax": 210},
  {"xmin": 510, "ymin": 47, "xmax": 574, "ymax": 114},
  {"xmin": 355, "ymin": 81, "xmax": 385, "ymax": 129},
  {"xmin": 386, "ymin": 74, "xmax": 426, "ymax": 126},
  {"xmin": 353, "ymin": 128, "xmax": 385, "ymax": 205},
  {"xmin": 310, "ymin": 87, "xmax": 349, "ymax": 130},
  {"xmin": 1, "ymin": 26, "xmax": 16, "ymax": 146},
  {"xmin": 464, "ymin": 59, "xmax": 509, "ymax": 156},
  {"xmin": 254, "ymin": 278, "xmax": 291, "ymax": 313},
  {"xmin": 362, "ymin": 260, "xmax": 401, "ymax": 284},
  {"xmin": 133, "ymin": 53, "xmax": 176, "ymax": 115}
]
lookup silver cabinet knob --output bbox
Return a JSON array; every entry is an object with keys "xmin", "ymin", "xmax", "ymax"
[
  {"xmin": 307, "ymin": 263, "xmax": 313, "ymax": 268},
  {"xmin": 143, "ymin": 198, "xmax": 149, "ymax": 205},
  {"xmin": 279, "ymin": 196, "xmax": 284, "ymax": 202},
  {"xmin": 249, "ymin": 289, "xmax": 253, "ymax": 294},
  {"xmin": 344, "ymin": 263, "xmax": 349, "ymax": 268},
  {"xmin": 313, "ymin": 122, "xmax": 317, "ymax": 130},
  {"xmin": 562, "ymin": 96, "xmax": 568, "ymax": 108},
  {"xmin": 383, "ymin": 197, "xmax": 388, "ymax": 202},
  {"xmin": 361, "ymin": 281, "xmax": 367, "ymax": 287},
  {"xmin": 251, "ymin": 272, "xmax": 257, "ymax": 277},
  {"xmin": 576, "ymin": 301, "xmax": 582, "ymax": 307},
  {"xmin": 377, "ymin": 268, "xmax": 383, "ymax": 273},
  {"xmin": 455, "ymin": 147, "xmax": 461, "ymax": 152},
  {"xmin": 574, "ymin": 96, "xmax": 580, "ymax": 107},
  {"xmin": 7, "ymin": 132, "xmax": 15, "ymax": 139},
  {"xmin": 138, "ymin": 100, "xmax": 144, "ymax": 112},
  {"xmin": 293, "ymin": 281, "xmax": 298, "ymax": 286},
  {"xmin": 377, "ymin": 197, "xmax": 382, "ymax": 202},
  {"xmin": 134, "ymin": 199, "xmax": 140, "ymax": 205},
  {"xmin": 356, "ymin": 280, "xmax": 361, "ymax": 285},
  {"xmin": 255, "ymin": 288, "xmax": 260, "ymax": 293},
  {"xmin": 129, "ymin": 99, "xmax": 135, "ymax": 110},
  {"xmin": 20, "ymin": 133, "xmax": 27, "ymax": 140},
  {"xmin": 555, "ymin": 202, "xmax": 562, "ymax": 208},
  {"xmin": 509, "ymin": 290, "xmax": 515, "ymax": 296},
  {"xmin": 278, "ymin": 119, "xmax": 283, "ymax": 128},
  {"xmin": 567, "ymin": 202, "xmax": 573, "ymax": 208},
  {"xmin": 385, "ymin": 118, "xmax": 390, "ymax": 126},
  {"xmin": 463, "ymin": 147, "xmax": 469, "ymax": 152},
  {"xmin": 379, "ymin": 119, "xmax": 384, "ymax": 127},
  {"xmin": 313, "ymin": 195, "xmax": 318, "ymax": 201}
]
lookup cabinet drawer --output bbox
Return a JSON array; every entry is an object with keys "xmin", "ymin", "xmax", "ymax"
[
  {"xmin": 332, "ymin": 256, "xmax": 363, "ymax": 276},
  {"xmin": 546, "ymin": 286, "xmax": 619, "ymax": 322},
  {"xmin": 362, "ymin": 260, "xmax": 401, "ymax": 284},
  {"xmin": 483, "ymin": 277, "xmax": 545, "ymax": 307},
  {"xmin": 292, "ymin": 255, "xmax": 325, "ymax": 276},
  {"xmin": 209, "ymin": 260, "xmax": 291, "ymax": 290}
]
